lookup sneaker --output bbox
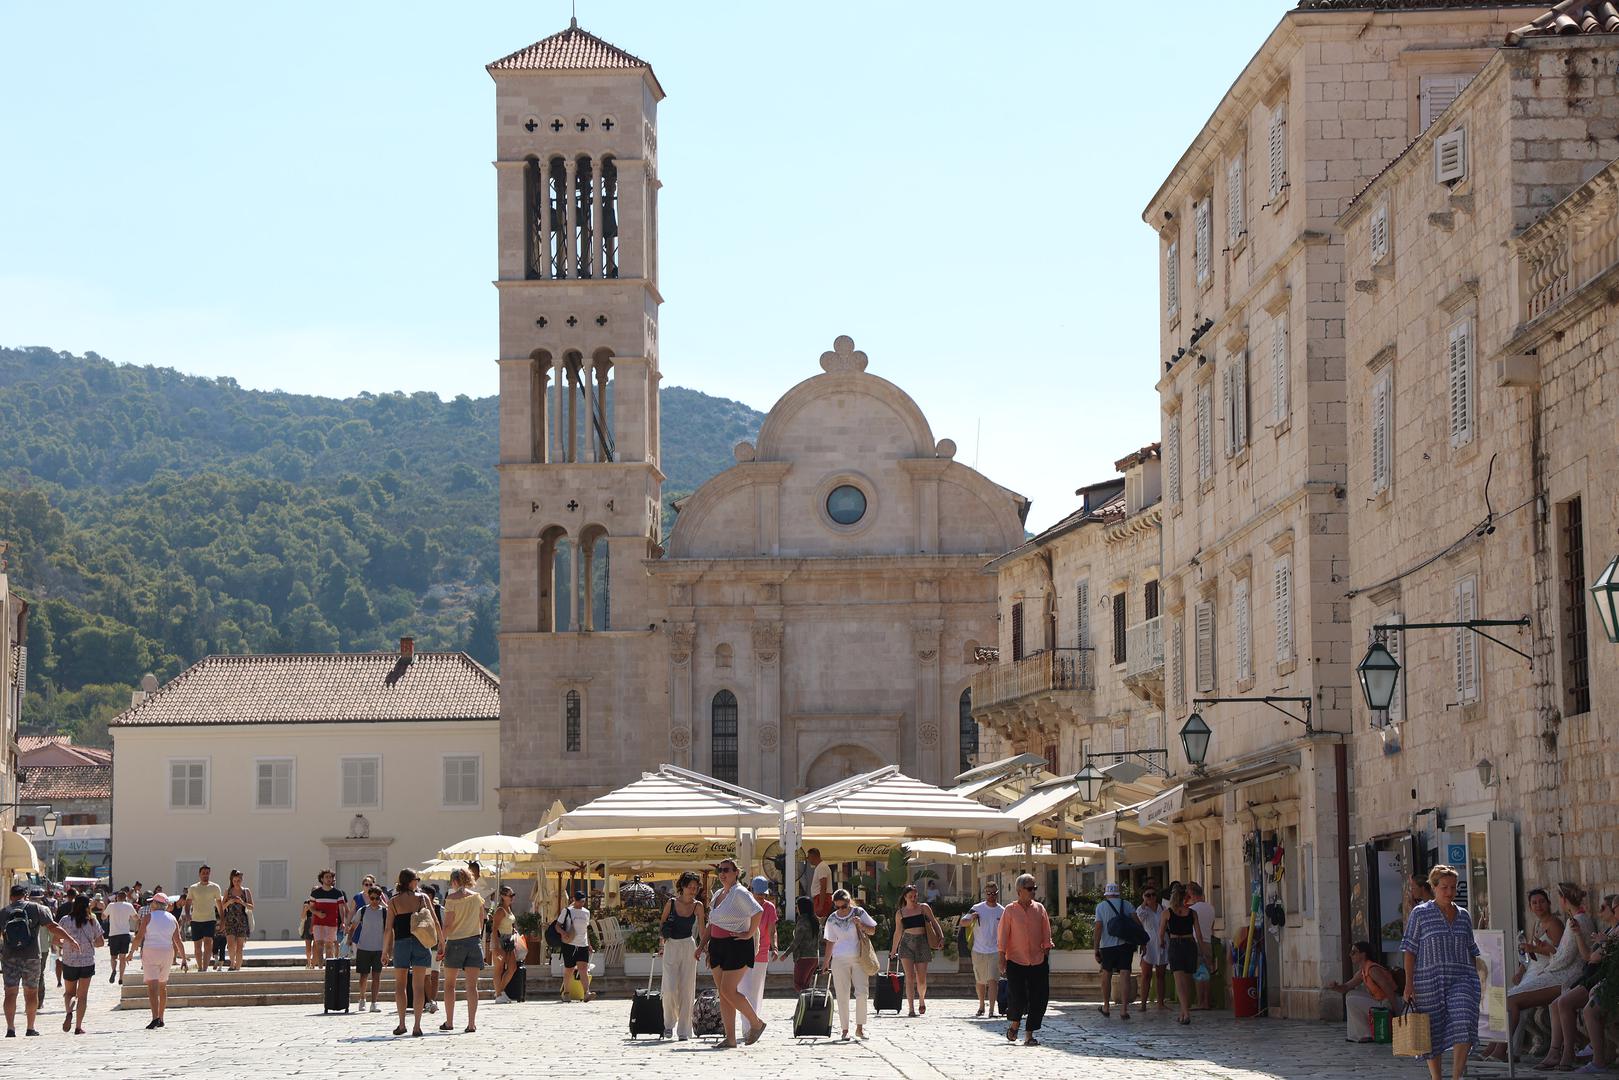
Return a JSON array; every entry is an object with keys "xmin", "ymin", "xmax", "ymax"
[
  {"xmin": 370, "ymin": 1003, "xmax": 381, "ymax": 1013},
  {"xmin": 494, "ymin": 993, "xmax": 510, "ymax": 1005}
]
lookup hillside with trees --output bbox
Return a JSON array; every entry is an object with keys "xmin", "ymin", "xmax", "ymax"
[{"xmin": 0, "ymin": 346, "xmax": 762, "ymax": 745}]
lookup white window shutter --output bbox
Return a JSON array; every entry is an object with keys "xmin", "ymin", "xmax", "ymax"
[
  {"xmin": 1194, "ymin": 601, "xmax": 1215, "ymax": 693},
  {"xmin": 1235, "ymin": 350, "xmax": 1249, "ymax": 451},
  {"xmin": 1387, "ymin": 612, "xmax": 1405, "ymax": 725},
  {"xmin": 1448, "ymin": 319, "xmax": 1474, "ymax": 447},
  {"xmin": 1272, "ymin": 316, "xmax": 1290, "ymax": 424},
  {"xmin": 1371, "ymin": 369, "xmax": 1392, "ymax": 495},
  {"xmin": 1370, "ymin": 203, "xmax": 1389, "ymax": 264},
  {"xmin": 1166, "ymin": 241, "xmax": 1180, "ymax": 317},
  {"xmin": 1435, "ymin": 129, "xmax": 1467, "ymax": 184},
  {"xmin": 1196, "ymin": 384, "xmax": 1213, "ymax": 484},
  {"xmin": 1076, "ymin": 581, "xmax": 1090, "ymax": 649},
  {"xmin": 1221, "ymin": 365, "xmax": 1236, "ymax": 458},
  {"xmin": 1420, "ymin": 74, "xmax": 1473, "ymax": 131},
  {"xmin": 1234, "ymin": 578, "xmax": 1252, "ymax": 683},
  {"xmin": 1455, "ymin": 577, "xmax": 1480, "ymax": 704},
  {"xmin": 1172, "ymin": 618, "xmax": 1186, "ymax": 707},
  {"xmin": 1268, "ymin": 103, "xmax": 1288, "ymax": 198},
  {"xmin": 1165, "ymin": 416, "xmax": 1182, "ymax": 504},
  {"xmin": 1195, "ymin": 198, "xmax": 1212, "ymax": 285},
  {"xmin": 1274, "ymin": 556, "xmax": 1293, "ymax": 664},
  {"xmin": 1227, "ymin": 155, "xmax": 1245, "ymax": 245}
]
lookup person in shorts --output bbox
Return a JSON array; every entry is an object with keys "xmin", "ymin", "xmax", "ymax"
[
  {"xmin": 962, "ymin": 881, "xmax": 1005, "ymax": 1017},
  {"xmin": 308, "ymin": 869, "xmax": 348, "ymax": 967},
  {"xmin": 104, "ymin": 888, "xmax": 137, "ymax": 985},
  {"xmin": 57, "ymin": 894, "xmax": 105, "ymax": 1035},
  {"xmin": 383, "ymin": 869, "xmax": 441, "ymax": 1037},
  {"xmin": 555, "ymin": 890, "xmax": 594, "ymax": 1001},
  {"xmin": 4, "ymin": 884, "xmax": 70, "ymax": 1037},
  {"xmin": 348, "ymin": 887, "xmax": 388, "ymax": 1012},
  {"xmin": 1093, "ymin": 882, "xmax": 1137, "ymax": 1019},
  {"xmin": 183, "ymin": 866, "xmax": 224, "ymax": 973}
]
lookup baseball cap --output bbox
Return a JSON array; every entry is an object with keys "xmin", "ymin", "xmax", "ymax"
[
  {"xmin": 1103, "ymin": 882, "xmax": 1121, "ymax": 898},
  {"xmin": 750, "ymin": 875, "xmax": 770, "ymax": 894},
  {"xmin": 573, "ymin": 889, "xmax": 587, "ymax": 901}
]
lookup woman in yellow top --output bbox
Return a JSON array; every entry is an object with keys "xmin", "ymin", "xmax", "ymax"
[
  {"xmin": 439, "ymin": 869, "xmax": 487, "ymax": 1033},
  {"xmin": 486, "ymin": 886, "xmax": 519, "ymax": 1003}
]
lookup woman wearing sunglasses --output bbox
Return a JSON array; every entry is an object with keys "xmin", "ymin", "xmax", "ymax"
[
  {"xmin": 700, "ymin": 860, "xmax": 767, "ymax": 1048},
  {"xmin": 820, "ymin": 888, "xmax": 878, "ymax": 1040}
]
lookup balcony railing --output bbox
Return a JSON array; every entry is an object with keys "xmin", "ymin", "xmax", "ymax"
[
  {"xmin": 971, "ymin": 648, "xmax": 1094, "ymax": 712},
  {"xmin": 1125, "ymin": 616, "xmax": 1165, "ymax": 681},
  {"xmin": 1518, "ymin": 158, "xmax": 1619, "ymax": 322}
]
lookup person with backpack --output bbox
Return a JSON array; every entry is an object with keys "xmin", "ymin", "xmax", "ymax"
[
  {"xmin": 555, "ymin": 890, "xmax": 594, "ymax": 1002},
  {"xmin": 1094, "ymin": 882, "xmax": 1139, "ymax": 1019},
  {"xmin": 4, "ymin": 883, "xmax": 71, "ymax": 1037},
  {"xmin": 348, "ymin": 886, "xmax": 388, "ymax": 1012}
]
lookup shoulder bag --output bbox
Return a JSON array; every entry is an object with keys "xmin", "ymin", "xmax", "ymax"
[
  {"xmin": 924, "ymin": 905, "xmax": 945, "ymax": 951},
  {"xmin": 410, "ymin": 896, "xmax": 437, "ymax": 949},
  {"xmin": 855, "ymin": 912, "xmax": 881, "ymax": 977}
]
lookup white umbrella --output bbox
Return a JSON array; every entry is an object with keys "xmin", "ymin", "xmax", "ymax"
[{"xmin": 437, "ymin": 834, "xmax": 545, "ymax": 893}]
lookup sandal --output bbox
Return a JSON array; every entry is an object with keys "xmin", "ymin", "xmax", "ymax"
[
  {"xmin": 1007, "ymin": 1022, "xmax": 1019, "ymax": 1042},
  {"xmin": 1098, "ymin": 1005, "xmax": 1110, "ymax": 1017},
  {"xmin": 464, "ymin": 1025, "xmax": 476, "ymax": 1033},
  {"xmin": 1120, "ymin": 1011, "xmax": 1131, "ymax": 1020},
  {"xmin": 439, "ymin": 1022, "xmax": 454, "ymax": 1031},
  {"xmin": 393, "ymin": 1024, "xmax": 407, "ymax": 1036}
]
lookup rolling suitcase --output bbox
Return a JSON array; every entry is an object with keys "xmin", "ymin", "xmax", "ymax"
[
  {"xmin": 629, "ymin": 956, "xmax": 665, "ymax": 1037},
  {"xmin": 505, "ymin": 963, "xmax": 527, "ymax": 1003},
  {"xmin": 694, "ymin": 988, "xmax": 723, "ymax": 1036},
  {"xmin": 872, "ymin": 969, "xmax": 903, "ymax": 1014},
  {"xmin": 997, "ymin": 977, "xmax": 1009, "ymax": 1016},
  {"xmin": 793, "ymin": 970, "xmax": 833, "ymax": 1039},
  {"xmin": 323, "ymin": 956, "xmax": 352, "ymax": 1014}
]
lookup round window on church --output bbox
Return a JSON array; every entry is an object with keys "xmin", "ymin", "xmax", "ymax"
[{"xmin": 826, "ymin": 485, "xmax": 867, "ymax": 526}]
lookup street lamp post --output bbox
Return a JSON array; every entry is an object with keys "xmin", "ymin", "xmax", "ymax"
[
  {"xmin": 1073, "ymin": 763, "xmax": 1107, "ymax": 804},
  {"xmin": 1356, "ymin": 640, "xmax": 1401, "ymax": 714},
  {"xmin": 1179, "ymin": 713, "xmax": 1212, "ymax": 770}
]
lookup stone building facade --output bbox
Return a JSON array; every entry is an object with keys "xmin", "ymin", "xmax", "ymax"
[
  {"xmin": 1, "ymin": 572, "xmax": 26, "ymax": 885},
  {"xmin": 491, "ymin": 24, "xmax": 1026, "ymax": 829},
  {"xmin": 1339, "ymin": 31, "xmax": 1619, "ymax": 949},
  {"xmin": 1143, "ymin": 0, "xmax": 1544, "ymax": 1020}
]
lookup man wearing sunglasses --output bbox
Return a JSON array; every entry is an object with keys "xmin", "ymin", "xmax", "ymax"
[{"xmin": 997, "ymin": 873, "xmax": 1053, "ymax": 1046}]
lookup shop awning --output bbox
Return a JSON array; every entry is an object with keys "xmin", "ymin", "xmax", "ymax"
[
  {"xmin": 543, "ymin": 765, "xmax": 781, "ymax": 835},
  {"xmin": 2, "ymin": 830, "xmax": 42, "ymax": 877},
  {"xmin": 1138, "ymin": 784, "xmax": 1185, "ymax": 827},
  {"xmin": 1184, "ymin": 752, "xmax": 1300, "ymax": 802},
  {"xmin": 790, "ymin": 767, "xmax": 1021, "ymax": 838},
  {"xmin": 1080, "ymin": 798, "xmax": 1150, "ymax": 845}
]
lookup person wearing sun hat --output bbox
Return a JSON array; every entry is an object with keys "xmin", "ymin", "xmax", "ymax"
[{"xmin": 132, "ymin": 892, "xmax": 186, "ymax": 1029}]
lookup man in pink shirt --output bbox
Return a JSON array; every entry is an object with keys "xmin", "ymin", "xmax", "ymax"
[{"xmin": 998, "ymin": 872, "xmax": 1054, "ymax": 1046}]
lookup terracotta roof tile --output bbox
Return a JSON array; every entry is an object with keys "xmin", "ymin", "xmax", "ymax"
[
  {"xmin": 19, "ymin": 764, "xmax": 111, "ymax": 802},
  {"xmin": 488, "ymin": 20, "xmax": 652, "ymax": 73},
  {"xmin": 109, "ymin": 652, "xmax": 500, "ymax": 728},
  {"xmin": 1296, "ymin": 1, "xmax": 1540, "ymax": 10},
  {"xmin": 1507, "ymin": 0, "xmax": 1619, "ymax": 40}
]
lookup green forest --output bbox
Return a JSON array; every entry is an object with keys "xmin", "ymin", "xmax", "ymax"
[{"xmin": 0, "ymin": 346, "xmax": 763, "ymax": 746}]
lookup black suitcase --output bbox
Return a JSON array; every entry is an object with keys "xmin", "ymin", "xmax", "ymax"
[
  {"xmin": 793, "ymin": 971, "xmax": 833, "ymax": 1039},
  {"xmin": 997, "ymin": 976, "xmax": 1009, "ymax": 1015},
  {"xmin": 873, "ymin": 969, "xmax": 903, "ymax": 1014},
  {"xmin": 505, "ymin": 963, "xmax": 527, "ymax": 1003},
  {"xmin": 323, "ymin": 956, "xmax": 351, "ymax": 1014},
  {"xmin": 629, "ymin": 956, "xmax": 664, "ymax": 1037}
]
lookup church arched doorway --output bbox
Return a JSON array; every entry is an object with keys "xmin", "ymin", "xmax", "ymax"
[{"xmin": 803, "ymin": 744, "xmax": 885, "ymax": 792}]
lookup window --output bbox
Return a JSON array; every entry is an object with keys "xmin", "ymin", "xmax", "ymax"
[
  {"xmin": 1194, "ymin": 601, "xmax": 1215, "ymax": 693},
  {"xmin": 1222, "ymin": 351, "xmax": 1249, "ymax": 457},
  {"xmin": 1560, "ymin": 499, "xmax": 1591, "ymax": 716},
  {"xmin": 565, "ymin": 689, "xmax": 582, "ymax": 752},
  {"xmin": 1370, "ymin": 202, "xmax": 1390, "ymax": 264},
  {"xmin": 1448, "ymin": 319, "xmax": 1474, "ymax": 447},
  {"xmin": 1076, "ymin": 582, "xmax": 1091, "ymax": 649},
  {"xmin": 1371, "ymin": 368, "xmax": 1393, "ymax": 495},
  {"xmin": 340, "ymin": 756, "xmax": 380, "ymax": 809},
  {"xmin": 1195, "ymin": 383, "xmax": 1214, "ymax": 485},
  {"xmin": 1234, "ymin": 577, "xmax": 1252, "ymax": 684},
  {"xmin": 1274, "ymin": 555, "xmax": 1294, "ymax": 665},
  {"xmin": 442, "ymin": 754, "xmax": 481, "ymax": 808},
  {"xmin": 1272, "ymin": 316, "xmax": 1290, "ymax": 425},
  {"xmin": 175, "ymin": 861, "xmax": 204, "ymax": 889},
  {"xmin": 1420, "ymin": 73, "xmax": 1474, "ymax": 131},
  {"xmin": 1112, "ymin": 592, "xmax": 1128, "ymax": 666},
  {"xmin": 1227, "ymin": 155, "xmax": 1245, "ymax": 245},
  {"xmin": 1435, "ymin": 128, "xmax": 1467, "ymax": 184},
  {"xmin": 60, "ymin": 813, "xmax": 97, "ymax": 826},
  {"xmin": 1165, "ymin": 412, "xmax": 1182, "ymax": 505},
  {"xmin": 1194, "ymin": 197, "xmax": 1212, "ymax": 286},
  {"xmin": 1454, "ymin": 575, "xmax": 1480, "ymax": 705},
  {"xmin": 1172, "ymin": 617, "xmax": 1186, "ymax": 707},
  {"xmin": 1011, "ymin": 601, "xmax": 1026, "ymax": 662},
  {"xmin": 169, "ymin": 759, "xmax": 208, "ymax": 811},
  {"xmin": 254, "ymin": 758, "xmax": 294, "ymax": 811},
  {"xmin": 711, "ymin": 690, "xmax": 738, "ymax": 784},
  {"xmin": 1044, "ymin": 743, "xmax": 1060, "ymax": 775},
  {"xmin": 1166, "ymin": 240, "xmax": 1180, "ymax": 318},
  {"xmin": 1267, "ymin": 102, "xmax": 1288, "ymax": 199},
  {"xmin": 958, "ymin": 688, "xmax": 977, "ymax": 775},
  {"xmin": 825, "ymin": 484, "xmax": 867, "ymax": 526},
  {"xmin": 1144, "ymin": 580, "xmax": 1160, "ymax": 621},
  {"xmin": 257, "ymin": 859, "xmax": 289, "ymax": 901}
]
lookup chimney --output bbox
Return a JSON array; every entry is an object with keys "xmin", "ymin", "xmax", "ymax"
[{"xmin": 400, "ymin": 637, "xmax": 415, "ymax": 662}]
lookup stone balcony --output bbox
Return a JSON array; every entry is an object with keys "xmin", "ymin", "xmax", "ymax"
[
  {"xmin": 970, "ymin": 648, "xmax": 1094, "ymax": 745},
  {"xmin": 1518, "ymin": 158, "xmax": 1619, "ymax": 326},
  {"xmin": 1122, "ymin": 615, "xmax": 1165, "ymax": 706}
]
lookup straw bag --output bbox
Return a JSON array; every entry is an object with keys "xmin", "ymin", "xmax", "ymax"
[
  {"xmin": 1391, "ymin": 1011, "xmax": 1432, "ymax": 1057},
  {"xmin": 857, "ymin": 921, "xmax": 881, "ymax": 977}
]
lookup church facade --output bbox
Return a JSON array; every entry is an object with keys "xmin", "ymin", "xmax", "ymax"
[{"xmin": 488, "ymin": 23, "xmax": 1027, "ymax": 830}]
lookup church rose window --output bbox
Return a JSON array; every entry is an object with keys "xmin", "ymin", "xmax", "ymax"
[{"xmin": 826, "ymin": 485, "xmax": 867, "ymax": 525}]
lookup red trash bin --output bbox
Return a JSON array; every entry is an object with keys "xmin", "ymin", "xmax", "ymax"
[{"xmin": 1231, "ymin": 975, "xmax": 1261, "ymax": 1017}]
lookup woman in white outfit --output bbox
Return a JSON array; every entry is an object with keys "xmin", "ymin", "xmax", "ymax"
[
  {"xmin": 1490, "ymin": 883, "xmax": 1591, "ymax": 1060},
  {"xmin": 133, "ymin": 892, "xmax": 185, "ymax": 1029},
  {"xmin": 657, "ymin": 871, "xmax": 705, "ymax": 1040},
  {"xmin": 820, "ymin": 888, "xmax": 877, "ymax": 1041},
  {"xmin": 1135, "ymin": 886, "xmax": 1168, "ymax": 1011}
]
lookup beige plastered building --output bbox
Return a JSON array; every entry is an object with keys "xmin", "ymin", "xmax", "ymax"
[{"xmin": 491, "ymin": 23, "xmax": 1027, "ymax": 830}]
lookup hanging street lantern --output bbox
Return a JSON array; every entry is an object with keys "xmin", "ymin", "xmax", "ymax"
[
  {"xmin": 1074, "ymin": 763, "xmax": 1107, "ymax": 804},
  {"xmin": 1357, "ymin": 639, "xmax": 1401, "ymax": 714},
  {"xmin": 1591, "ymin": 554, "xmax": 1619, "ymax": 645},
  {"xmin": 1179, "ymin": 713, "xmax": 1212, "ymax": 768}
]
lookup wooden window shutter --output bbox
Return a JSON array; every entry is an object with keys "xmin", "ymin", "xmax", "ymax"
[
  {"xmin": 1011, "ymin": 601, "xmax": 1025, "ymax": 662},
  {"xmin": 1195, "ymin": 197, "xmax": 1212, "ymax": 284},
  {"xmin": 1448, "ymin": 319, "xmax": 1474, "ymax": 447},
  {"xmin": 1165, "ymin": 416, "xmax": 1182, "ymax": 504},
  {"xmin": 1194, "ymin": 601, "xmax": 1215, "ymax": 693},
  {"xmin": 1268, "ymin": 102, "xmax": 1287, "ymax": 198},
  {"xmin": 1166, "ymin": 240, "xmax": 1180, "ymax": 317},
  {"xmin": 1370, "ymin": 203, "xmax": 1390, "ymax": 264},
  {"xmin": 1113, "ymin": 592, "xmax": 1128, "ymax": 665},
  {"xmin": 1227, "ymin": 155, "xmax": 1245, "ymax": 245},
  {"xmin": 1274, "ymin": 555, "xmax": 1293, "ymax": 664},
  {"xmin": 1144, "ymin": 580, "xmax": 1160, "ymax": 620},
  {"xmin": 1234, "ymin": 577, "xmax": 1252, "ymax": 683},
  {"xmin": 1455, "ymin": 576, "xmax": 1480, "ymax": 703},
  {"xmin": 1196, "ymin": 383, "xmax": 1213, "ymax": 484},
  {"xmin": 1435, "ymin": 128, "xmax": 1467, "ymax": 184},
  {"xmin": 1272, "ymin": 316, "xmax": 1290, "ymax": 424},
  {"xmin": 1076, "ymin": 581, "xmax": 1091, "ymax": 649},
  {"xmin": 1371, "ymin": 369, "xmax": 1392, "ymax": 495},
  {"xmin": 1420, "ymin": 74, "xmax": 1473, "ymax": 131}
]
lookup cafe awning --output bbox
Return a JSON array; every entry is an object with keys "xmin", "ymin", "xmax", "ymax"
[
  {"xmin": 1137, "ymin": 784, "xmax": 1186, "ymax": 827},
  {"xmin": 2, "ymin": 830, "xmax": 42, "ymax": 877},
  {"xmin": 542, "ymin": 765, "xmax": 780, "ymax": 835},
  {"xmin": 790, "ymin": 767, "xmax": 1020, "ymax": 838}
]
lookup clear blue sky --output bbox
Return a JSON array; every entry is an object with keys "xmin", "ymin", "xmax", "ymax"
[{"xmin": 2, "ymin": 1, "xmax": 1289, "ymax": 530}]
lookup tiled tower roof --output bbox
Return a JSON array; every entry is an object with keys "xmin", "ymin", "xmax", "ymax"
[{"xmin": 488, "ymin": 19, "xmax": 652, "ymax": 73}]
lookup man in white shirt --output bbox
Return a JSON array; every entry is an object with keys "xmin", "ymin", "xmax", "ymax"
[
  {"xmin": 807, "ymin": 849, "xmax": 833, "ymax": 919},
  {"xmin": 104, "ymin": 889, "xmax": 138, "ymax": 985},
  {"xmin": 961, "ymin": 881, "xmax": 1005, "ymax": 1017},
  {"xmin": 1188, "ymin": 881, "xmax": 1216, "ymax": 1010},
  {"xmin": 555, "ymin": 891, "xmax": 594, "ymax": 1001}
]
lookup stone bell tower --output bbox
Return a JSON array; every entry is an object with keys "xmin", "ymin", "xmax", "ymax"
[{"xmin": 489, "ymin": 21, "xmax": 666, "ymax": 828}]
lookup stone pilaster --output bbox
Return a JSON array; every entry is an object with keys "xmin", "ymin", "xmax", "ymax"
[
  {"xmin": 913, "ymin": 619, "xmax": 943, "ymax": 783},
  {"xmin": 751, "ymin": 619, "xmax": 783, "ymax": 793},
  {"xmin": 668, "ymin": 621, "xmax": 695, "ymax": 768}
]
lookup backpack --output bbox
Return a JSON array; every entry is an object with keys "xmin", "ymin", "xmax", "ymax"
[
  {"xmin": 4, "ymin": 905, "xmax": 35, "ymax": 953},
  {"xmin": 1103, "ymin": 900, "xmax": 1149, "ymax": 948}
]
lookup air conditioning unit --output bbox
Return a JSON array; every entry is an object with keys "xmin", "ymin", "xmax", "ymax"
[{"xmin": 1495, "ymin": 351, "xmax": 1537, "ymax": 387}]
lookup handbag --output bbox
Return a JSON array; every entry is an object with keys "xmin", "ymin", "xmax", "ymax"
[
  {"xmin": 925, "ymin": 911, "xmax": 945, "ymax": 952},
  {"xmin": 1391, "ymin": 1010, "xmax": 1432, "ymax": 1057},
  {"xmin": 410, "ymin": 900, "xmax": 437, "ymax": 950},
  {"xmin": 855, "ymin": 916, "xmax": 881, "ymax": 977}
]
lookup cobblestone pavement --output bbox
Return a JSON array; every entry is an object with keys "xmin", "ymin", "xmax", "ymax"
[{"xmin": 1, "ymin": 989, "xmax": 1490, "ymax": 1078}]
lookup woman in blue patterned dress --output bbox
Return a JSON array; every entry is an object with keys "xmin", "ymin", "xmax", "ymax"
[{"xmin": 1402, "ymin": 865, "xmax": 1481, "ymax": 1080}]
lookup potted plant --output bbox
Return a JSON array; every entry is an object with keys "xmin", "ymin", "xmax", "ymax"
[
  {"xmin": 1048, "ymin": 911, "xmax": 1099, "ymax": 972},
  {"xmin": 514, "ymin": 910, "xmax": 546, "ymax": 960},
  {"xmin": 927, "ymin": 914, "xmax": 960, "ymax": 973},
  {"xmin": 622, "ymin": 924, "xmax": 662, "ymax": 977}
]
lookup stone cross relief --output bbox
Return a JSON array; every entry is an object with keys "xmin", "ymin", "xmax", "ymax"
[{"xmin": 819, "ymin": 334, "xmax": 869, "ymax": 375}]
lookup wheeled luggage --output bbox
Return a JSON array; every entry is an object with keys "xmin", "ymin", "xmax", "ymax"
[
  {"xmin": 872, "ymin": 969, "xmax": 903, "ymax": 1014},
  {"xmin": 506, "ymin": 963, "xmax": 527, "ymax": 1003},
  {"xmin": 630, "ymin": 956, "xmax": 664, "ymax": 1037},
  {"xmin": 694, "ymin": 988, "xmax": 723, "ymax": 1036},
  {"xmin": 323, "ymin": 956, "xmax": 351, "ymax": 1014},
  {"xmin": 997, "ymin": 976, "xmax": 1009, "ymax": 1015},
  {"xmin": 793, "ymin": 970, "xmax": 833, "ymax": 1039}
]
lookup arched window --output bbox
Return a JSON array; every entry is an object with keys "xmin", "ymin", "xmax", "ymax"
[
  {"xmin": 711, "ymin": 690, "xmax": 738, "ymax": 784},
  {"xmin": 565, "ymin": 690, "xmax": 582, "ymax": 752},
  {"xmin": 958, "ymin": 688, "xmax": 977, "ymax": 775}
]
